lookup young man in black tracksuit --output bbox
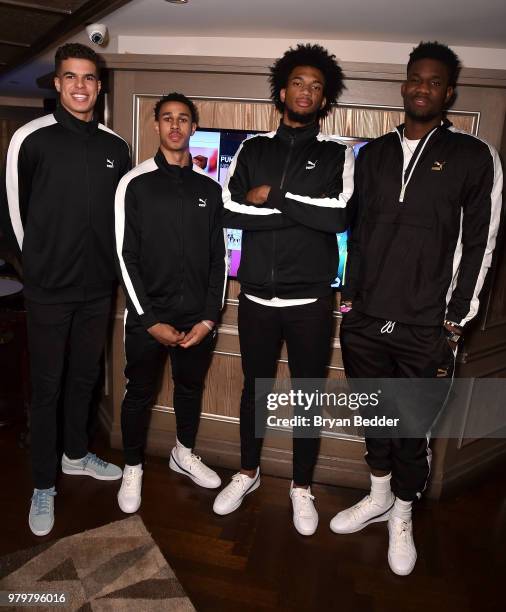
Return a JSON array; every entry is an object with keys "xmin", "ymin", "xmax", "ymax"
[
  {"xmin": 331, "ymin": 42, "xmax": 503, "ymax": 575},
  {"xmin": 213, "ymin": 44, "xmax": 354, "ymax": 535},
  {"xmin": 115, "ymin": 93, "xmax": 226, "ymax": 513},
  {"xmin": 0, "ymin": 44, "xmax": 130, "ymax": 536}
]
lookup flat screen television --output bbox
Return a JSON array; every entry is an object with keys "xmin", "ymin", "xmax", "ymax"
[{"xmin": 189, "ymin": 128, "xmax": 369, "ymax": 290}]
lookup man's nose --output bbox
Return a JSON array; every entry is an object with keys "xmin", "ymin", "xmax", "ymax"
[{"xmin": 415, "ymin": 80, "xmax": 430, "ymax": 94}]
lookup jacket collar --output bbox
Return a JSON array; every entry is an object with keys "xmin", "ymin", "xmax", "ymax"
[
  {"xmin": 395, "ymin": 117, "xmax": 453, "ymax": 139},
  {"xmin": 154, "ymin": 148, "xmax": 193, "ymax": 177},
  {"xmin": 54, "ymin": 104, "xmax": 98, "ymax": 136},
  {"xmin": 276, "ymin": 120, "xmax": 320, "ymax": 144}
]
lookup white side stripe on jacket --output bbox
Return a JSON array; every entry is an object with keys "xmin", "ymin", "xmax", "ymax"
[
  {"xmin": 5, "ymin": 114, "xmax": 57, "ymax": 250},
  {"xmin": 114, "ymin": 158, "xmax": 158, "ymax": 316},
  {"xmin": 447, "ymin": 127, "xmax": 503, "ymax": 326},
  {"xmin": 222, "ymin": 132, "xmax": 280, "ymax": 216},
  {"xmin": 286, "ymin": 143, "xmax": 355, "ymax": 208}
]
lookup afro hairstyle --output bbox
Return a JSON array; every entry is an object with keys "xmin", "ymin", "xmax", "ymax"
[{"xmin": 269, "ymin": 43, "xmax": 345, "ymax": 118}]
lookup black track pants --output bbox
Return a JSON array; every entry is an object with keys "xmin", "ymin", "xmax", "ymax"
[
  {"xmin": 340, "ymin": 309, "xmax": 455, "ymax": 501},
  {"xmin": 238, "ymin": 293, "xmax": 334, "ymax": 486},
  {"xmin": 121, "ymin": 312, "xmax": 216, "ymax": 465},
  {"xmin": 26, "ymin": 297, "xmax": 111, "ymax": 489}
]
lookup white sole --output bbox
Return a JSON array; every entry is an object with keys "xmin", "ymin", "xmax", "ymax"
[
  {"xmin": 330, "ymin": 508, "xmax": 392, "ymax": 534},
  {"xmin": 213, "ymin": 476, "xmax": 261, "ymax": 516},
  {"xmin": 61, "ymin": 466, "xmax": 122, "ymax": 481},
  {"xmin": 169, "ymin": 453, "xmax": 221, "ymax": 489}
]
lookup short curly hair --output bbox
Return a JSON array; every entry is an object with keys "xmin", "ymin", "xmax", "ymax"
[
  {"xmin": 55, "ymin": 43, "xmax": 100, "ymax": 74},
  {"xmin": 269, "ymin": 44, "xmax": 345, "ymax": 118},
  {"xmin": 407, "ymin": 41, "xmax": 461, "ymax": 87},
  {"xmin": 154, "ymin": 92, "xmax": 199, "ymax": 124}
]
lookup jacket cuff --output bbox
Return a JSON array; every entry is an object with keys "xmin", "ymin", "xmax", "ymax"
[
  {"xmin": 203, "ymin": 307, "xmax": 220, "ymax": 323},
  {"xmin": 140, "ymin": 310, "xmax": 159, "ymax": 330},
  {"xmin": 266, "ymin": 186, "xmax": 286, "ymax": 211},
  {"xmin": 340, "ymin": 289, "xmax": 355, "ymax": 302},
  {"xmin": 445, "ymin": 305, "xmax": 465, "ymax": 328}
]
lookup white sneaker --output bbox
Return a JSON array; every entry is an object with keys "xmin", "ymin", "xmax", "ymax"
[
  {"xmin": 169, "ymin": 447, "xmax": 221, "ymax": 489},
  {"xmin": 388, "ymin": 516, "xmax": 417, "ymax": 576},
  {"xmin": 213, "ymin": 469, "xmax": 260, "ymax": 515},
  {"xmin": 117, "ymin": 465, "xmax": 143, "ymax": 514},
  {"xmin": 330, "ymin": 493, "xmax": 394, "ymax": 534},
  {"xmin": 290, "ymin": 482, "xmax": 318, "ymax": 536}
]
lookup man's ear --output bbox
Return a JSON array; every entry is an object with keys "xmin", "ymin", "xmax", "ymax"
[
  {"xmin": 54, "ymin": 76, "xmax": 61, "ymax": 93},
  {"xmin": 154, "ymin": 121, "xmax": 160, "ymax": 135},
  {"xmin": 191, "ymin": 122, "xmax": 197, "ymax": 136},
  {"xmin": 280, "ymin": 88, "xmax": 286, "ymax": 104},
  {"xmin": 445, "ymin": 85, "xmax": 454, "ymax": 105},
  {"xmin": 320, "ymin": 96, "xmax": 326, "ymax": 110}
]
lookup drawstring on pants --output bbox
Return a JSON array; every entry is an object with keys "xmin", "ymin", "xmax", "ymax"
[{"xmin": 380, "ymin": 320, "xmax": 396, "ymax": 334}]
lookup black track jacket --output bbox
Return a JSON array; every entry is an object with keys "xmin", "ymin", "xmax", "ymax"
[
  {"xmin": 1, "ymin": 105, "xmax": 130, "ymax": 303},
  {"xmin": 342, "ymin": 119, "xmax": 503, "ymax": 327},
  {"xmin": 115, "ymin": 150, "xmax": 226, "ymax": 330},
  {"xmin": 222, "ymin": 122, "xmax": 354, "ymax": 298}
]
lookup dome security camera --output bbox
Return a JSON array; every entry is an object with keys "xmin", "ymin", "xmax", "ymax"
[{"xmin": 86, "ymin": 23, "xmax": 108, "ymax": 46}]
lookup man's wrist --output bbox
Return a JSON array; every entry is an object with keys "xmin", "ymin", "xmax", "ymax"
[
  {"xmin": 201, "ymin": 320, "xmax": 215, "ymax": 331},
  {"xmin": 444, "ymin": 319, "xmax": 463, "ymax": 331},
  {"xmin": 444, "ymin": 320, "xmax": 463, "ymax": 343}
]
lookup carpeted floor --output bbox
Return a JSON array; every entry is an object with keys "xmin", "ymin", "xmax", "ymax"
[{"xmin": 0, "ymin": 516, "xmax": 195, "ymax": 611}]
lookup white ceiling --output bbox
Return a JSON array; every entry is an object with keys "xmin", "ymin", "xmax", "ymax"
[
  {"xmin": 109, "ymin": 0, "xmax": 506, "ymax": 48},
  {"xmin": 1, "ymin": 0, "xmax": 505, "ymax": 98}
]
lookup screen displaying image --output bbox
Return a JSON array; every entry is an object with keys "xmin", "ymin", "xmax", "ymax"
[{"xmin": 189, "ymin": 129, "xmax": 369, "ymax": 288}]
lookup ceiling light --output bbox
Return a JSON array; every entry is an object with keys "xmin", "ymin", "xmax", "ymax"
[{"xmin": 165, "ymin": 1, "xmax": 188, "ymax": 4}]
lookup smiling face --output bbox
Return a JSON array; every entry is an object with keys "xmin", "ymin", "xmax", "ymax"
[
  {"xmin": 402, "ymin": 58, "xmax": 453, "ymax": 124},
  {"xmin": 54, "ymin": 57, "xmax": 100, "ymax": 122},
  {"xmin": 280, "ymin": 65, "xmax": 326, "ymax": 127},
  {"xmin": 154, "ymin": 100, "xmax": 196, "ymax": 157}
]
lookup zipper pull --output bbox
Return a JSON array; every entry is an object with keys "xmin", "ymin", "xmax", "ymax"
[{"xmin": 399, "ymin": 184, "xmax": 406, "ymax": 203}]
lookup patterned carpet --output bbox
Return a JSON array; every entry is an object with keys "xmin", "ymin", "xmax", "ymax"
[{"xmin": 0, "ymin": 516, "xmax": 195, "ymax": 611}]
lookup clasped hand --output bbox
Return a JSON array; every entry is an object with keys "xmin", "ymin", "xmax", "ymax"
[{"xmin": 147, "ymin": 322, "xmax": 211, "ymax": 348}]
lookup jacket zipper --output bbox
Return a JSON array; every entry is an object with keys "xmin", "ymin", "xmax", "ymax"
[
  {"xmin": 396, "ymin": 126, "xmax": 438, "ymax": 203},
  {"xmin": 270, "ymin": 135, "xmax": 295, "ymax": 296}
]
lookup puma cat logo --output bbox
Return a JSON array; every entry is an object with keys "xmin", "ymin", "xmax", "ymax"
[{"xmin": 431, "ymin": 161, "xmax": 446, "ymax": 171}]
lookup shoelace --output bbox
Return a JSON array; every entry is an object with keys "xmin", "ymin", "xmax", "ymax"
[
  {"xmin": 123, "ymin": 468, "xmax": 141, "ymax": 491},
  {"xmin": 83, "ymin": 453, "xmax": 108, "ymax": 469},
  {"xmin": 391, "ymin": 519, "xmax": 413, "ymax": 553},
  {"xmin": 349, "ymin": 495, "xmax": 392, "ymax": 522},
  {"xmin": 33, "ymin": 489, "xmax": 56, "ymax": 516},
  {"xmin": 292, "ymin": 489, "xmax": 315, "ymax": 517},
  {"xmin": 348, "ymin": 495, "xmax": 374, "ymax": 520},
  {"xmin": 222, "ymin": 472, "xmax": 248, "ymax": 499},
  {"xmin": 188, "ymin": 453, "xmax": 203, "ymax": 467},
  {"xmin": 180, "ymin": 452, "xmax": 204, "ymax": 471}
]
